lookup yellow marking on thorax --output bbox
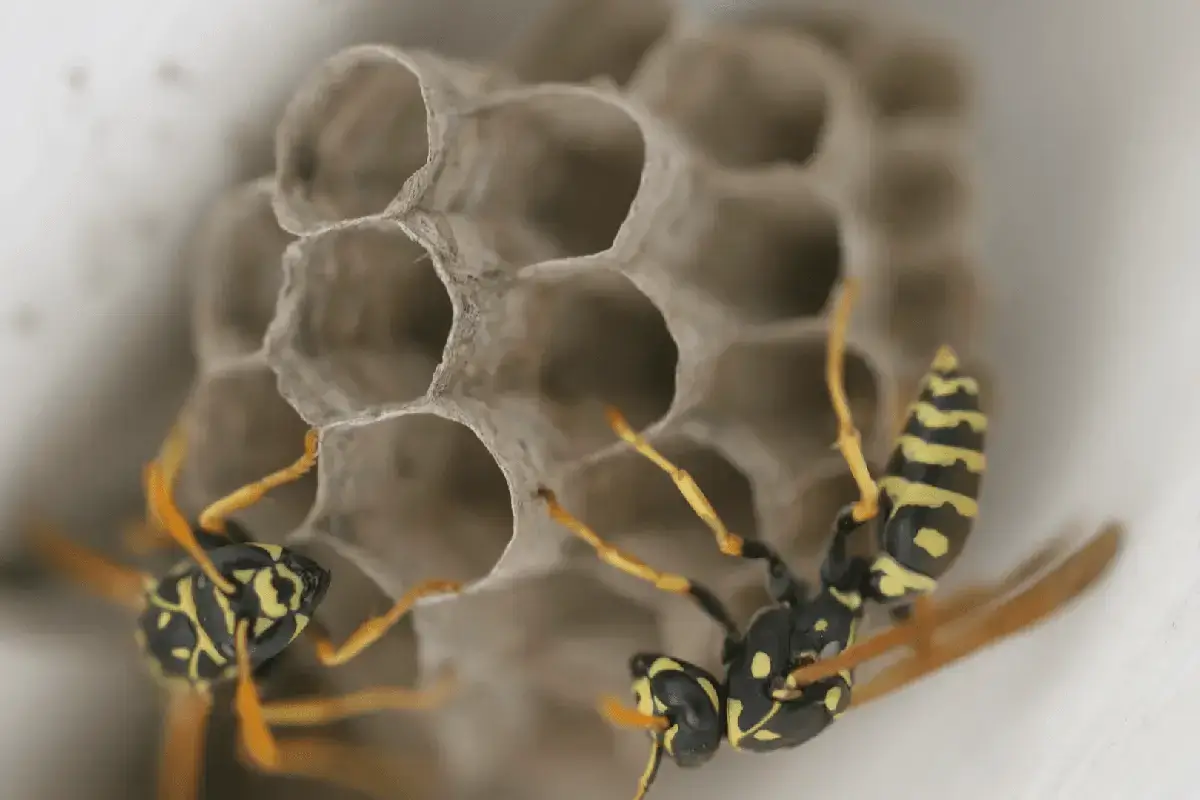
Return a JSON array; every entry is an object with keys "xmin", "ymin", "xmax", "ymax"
[
  {"xmin": 897, "ymin": 436, "xmax": 986, "ymax": 473},
  {"xmin": 211, "ymin": 586, "xmax": 237, "ymax": 637},
  {"xmin": 157, "ymin": 612, "xmax": 171, "ymax": 630},
  {"xmin": 872, "ymin": 554, "xmax": 937, "ymax": 598},
  {"xmin": 880, "ymin": 476, "xmax": 979, "ymax": 518},
  {"xmin": 750, "ymin": 652, "xmax": 772, "ymax": 679},
  {"xmin": 823, "ymin": 686, "xmax": 843, "ymax": 713},
  {"xmin": 254, "ymin": 617, "xmax": 275, "ymax": 637},
  {"xmin": 753, "ymin": 728, "xmax": 782, "ymax": 741},
  {"xmin": 914, "ymin": 528, "xmax": 950, "ymax": 558},
  {"xmin": 251, "ymin": 543, "xmax": 283, "ymax": 560},
  {"xmin": 727, "ymin": 690, "xmax": 785, "ymax": 749},
  {"xmin": 253, "ymin": 569, "xmax": 288, "ymax": 618},
  {"xmin": 828, "ymin": 587, "xmax": 862, "ymax": 611},
  {"xmin": 926, "ymin": 375, "xmax": 979, "ymax": 397},
  {"xmin": 233, "ymin": 569, "xmax": 257, "ymax": 583},
  {"xmin": 912, "ymin": 401, "xmax": 987, "ymax": 432},
  {"xmin": 178, "ymin": 578, "xmax": 229, "ymax": 681},
  {"xmin": 276, "ymin": 564, "xmax": 304, "ymax": 611},
  {"xmin": 171, "ymin": 647, "xmax": 190, "ymax": 660},
  {"xmin": 814, "ymin": 619, "xmax": 829, "ymax": 632}
]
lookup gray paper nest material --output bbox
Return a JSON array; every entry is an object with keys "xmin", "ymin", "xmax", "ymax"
[{"xmin": 180, "ymin": 1, "xmax": 985, "ymax": 797}]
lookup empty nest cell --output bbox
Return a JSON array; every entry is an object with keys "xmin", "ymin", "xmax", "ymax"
[
  {"xmin": 888, "ymin": 252, "xmax": 980, "ymax": 361},
  {"xmin": 633, "ymin": 31, "xmax": 830, "ymax": 170},
  {"xmin": 495, "ymin": 269, "xmax": 677, "ymax": 458},
  {"xmin": 191, "ymin": 180, "xmax": 294, "ymax": 364},
  {"xmin": 702, "ymin": 334, "xmax": 880, "ymax": 469},
  {"xmin": 284, "ymin": 221, "xmax": 453, "ymax": 413},
  {"xmin": 181, "ymin": 364, "xmax": 316, "ymax": 534},
  {"xmin": 867, "ymin": 132, "xmax": 967, "ymax": 242},
  {"xmin": 459, "ymin": 90, "xmax": 647, "ymax": 259},
  {"xmin": 687, "ymin": 182, "xmax": 842, "ymax": 323},
  {"xmin": 312, "ymin": 413, "xmax": 514, "ymax": 588},
  {"xmin": 859, "ymin": 36, "xmax": 970, "ymax": 121},
  {"xmin": 276, "ymin": 50, "xmax": 431, "ymax": 226}
]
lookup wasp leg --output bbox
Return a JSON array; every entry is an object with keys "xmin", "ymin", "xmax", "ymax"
[
  {"xmin": 146, "ymin": 462, "xmax": 235, "ymax": 595},
  {"xmin": 233, "ymin": 620, "xmax": 421, "ymax": 799},
  {"xmin": 127, "ymin": 415, "xmax": 194, "ymax": 555},
  {"xmin": 309, "ymin": 579, "xmax": 462, "ymax": 667},
  {"xmin": 159, "ymin": 689, "xmax": 212, "ymax": 800},
  {"xmin": 604, "ymin": 407, "xmax": 746, "ymax": 557},
  {"xmin": 775, "ymin": 531, "xmax": 1079, "ymax": 697},
  {"xmin": 598, "ymin": 698, "xmax": 668, "ymax": 800},
  {"xmin": 740, "ymin": 540, "xmax": 810, "ymax": 607},
  {"xmin": 826, "ymin": 277, "xmax": 879, "ymax": 523},
  {"xmin": 198, "ymin": 430, "xmax": 319, "ymax": 535},
  {"xmin": 260, "ymin": 670, "xmax": 458, "ymax": 726},
  {"xmin": 27, "ymin": 519, "xmax": 148, "ymax": 608},
  {"xmin": 537, "ymin": 487, "xmax": 741, "ymax": 639}
]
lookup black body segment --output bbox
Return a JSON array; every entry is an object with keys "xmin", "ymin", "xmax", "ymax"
[{"xmin": 136, "ymin": 538, "xmax": 330, "ymax": 688}]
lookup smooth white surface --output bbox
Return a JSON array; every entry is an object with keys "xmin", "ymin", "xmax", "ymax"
[{"xmin": 1, "ymin": 0, "xmax": 1197, "ymax": 798}]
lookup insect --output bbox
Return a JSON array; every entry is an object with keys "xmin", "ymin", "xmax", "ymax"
[
  {"xmin": 29, "ymin": 419, "xmax": 461, "ymax": 800},
  {"xmin": 536, "ymin": 277, "xmax": 1121, "ymax": 799}
]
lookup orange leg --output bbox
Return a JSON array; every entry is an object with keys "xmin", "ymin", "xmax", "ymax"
[
  {"xmin": 827, "ymin": 277, "xmax": 879, "ymax": 523},
  {"xmin": 27, "ymin": 519, "xmax": 148, "ymax": 609},
  {"xmin": 159, "ymin": 689, "xmax": 213, "ymax": 800},
  {"xmin": 260, "ymin": 670, "xmax": 458, "ymax": 726},
  {"xmin": 145, "ymin": 462, "xmax": 235, "ymax": 594},
  {"xmin": 233, "ymin": 620, "xmax": 429, "ymax": 799},
  {"xmin": 309, "ymin": 579, "xmax": 462, "ymax": 667},
  {"xmin": 198, "ymin": 430, "xmax": 319, "ymax": 535}
]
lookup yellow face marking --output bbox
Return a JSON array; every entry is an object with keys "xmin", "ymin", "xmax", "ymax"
[
  {"xmin": 633, "ymin": 676, "xmax": 654, "ymax": 717},
  {"xmin": 157, "ymin": 612, "xmax": 171, "ymax": 630},
  {"xmin": 276, "ymin": 564, "xmax": 305, "ymax": 611},
  {"xmin": 696, "ymin": 676, "xmax": 720, "ymax": 713},
  {"xmin": 254, "ymin": 617, "xmax": 275, "ymax": 637},
  {"xmin": 750, "ymin": 652, "xmax": 772, "ymax": 679},
  {"xmin": 873, "ymin": 554, "xmax": 937, "ymax": 598},
  {"xmin": 912, "ymin": 401, "xmax": 987, "ymax": 432},
  {"xmin": 824, "ymin": 686, "xmax": 843, "ymax": 713},
  {"xmin": 828, "ymin": 587, "xmax": 862, "ymax": 610},
  {"xmin": 931, "ymin": 346, "xmax": 959, "ymax": 373},
  {"xmin": 251, "ymin": 543, "xmax": 283, "ymax": 560},
  {"xmin": 648, "ymin": 657, "xmax": 684, "ymax": 678},
  {"xmin": 253, "ymin": 569, "xmax": 288, "ymax": 619},
  {"xmin": 880, "ymin": 476, "xmax": 979, "ymax": 518},
  {"xmin": 663, "ymin": 725, "xmax": 678, "ymax": 756},
  {"xmin": 914, "ymin": 527, "xmax": 950, "ymax": 558},
  {"xmin": 897, "ymin": 436, "xmax": 986, "ymax": 473},
  {"xmin": 926, "ymin": 374, "xmax": 979, "ymax": 396},
  {"xmin": 233, "ymin": 569, "xmax": 257, "ymax": 583},
  {"xmin": 291, "ymin": 613, "xmax": 311, "ymax": 642},
  {"xmin": 814, "ymin": 619, "xmax": 829, "ymax": 632},
  {"xmin": 753, "ymin": 729, "xmax": 782, "ymax": 741},
  {"xmin": 171, "ymin": 647, "xmax": 190, "ymax": 660}
]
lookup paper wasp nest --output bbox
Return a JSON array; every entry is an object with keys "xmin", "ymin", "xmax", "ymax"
[{"xmin": 180, "ymin": 1, "xmax": 983, "ymax": 797}]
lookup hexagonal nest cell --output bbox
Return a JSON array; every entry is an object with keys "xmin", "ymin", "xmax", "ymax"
[
  {"xmin": 687, "ymin": 181, "xmax": 843, "ymax": 323},
  {"xmin": 276, "ymin": 50, "xmax": 432, "ymax": 226},
  {"xmin": 281, "ymin": 220, "xmax": 453, "ymax": 415},
  {"xmin": 703, "ymin": 335, "xmax": 881, "ymax": 470},
  {"xmin": 493, "ymin": 268, "xmax": 678, "ymax": 457},
  {"xmin": 190, "ymin": 180, "xmax": 295, "ymax": 365},
  {"xmin": 145, "ymin": 3, "xmax": 989, "ymax": 798},
  {"xmin": 309, "ymin": 413, "xmax": 514, "ymax": 589},
  {"xmin": 633, "ymin": 30, "xmax": 831, "ymax": 170},
  {"xmin": 457, "ymin": 90, "xmax": 647, "ymax": 259}
]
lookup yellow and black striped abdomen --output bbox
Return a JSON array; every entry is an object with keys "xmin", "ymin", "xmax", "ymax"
[{"xmin": 872, "ymin": 347, "xmax": 986, "ymax": 600}]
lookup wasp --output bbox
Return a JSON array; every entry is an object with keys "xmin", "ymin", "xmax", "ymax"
[
  {"xmin": 29, "ymin": 420, "xmax": 461, "ymax": 800},
  {"xmin": 537, "ymin": 277, "xmax": 1121, "ymax": 799}
]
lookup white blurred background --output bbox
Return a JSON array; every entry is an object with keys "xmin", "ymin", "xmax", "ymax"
[{"xmin": 1, "ymin": 0, "xmax": 1198, "ymax": 798}]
